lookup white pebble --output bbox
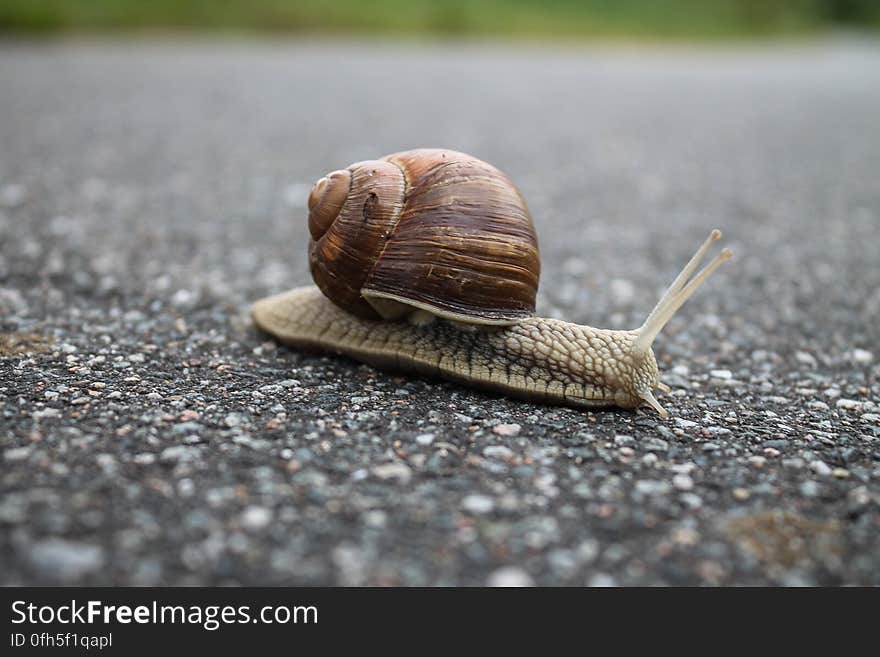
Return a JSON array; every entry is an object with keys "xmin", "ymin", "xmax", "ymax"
[
  {"xmin": 29, "ymin": 539, "xmax": 104, "ymax": 580},
  {"xmin": 461, "ymin": 494, "xmax": 495, "ymax": 515},
  {"xmin": 588, "ymin": 573, "xmax": 617, "ymax": 587},
  {"xmin": 836, "ymin": 399, "xmax": 862, "ymax": 410},
  {"xmin": 371, "ymin": 462, "xmax": 412, "ymax": 484},
  {"xmin": 635, "ymin": 480, "xmax": 671, "ymax": 496},
  {"xmin": 850, "ymin": 349, "xmax": 873, "ymax": 364},
  {"xmin": 241, "ymin": 506, "xmax": 273, "ymax": 531},
  {"xmin": 673, "ymin": 474, "xmax": 694, "ymax": 491},
  {"xmin": 709, "ymin": 369, "xmax": 732, "ymax": 380},
  {"xmin": 415, "ymin": 433, "xmax": 435, "ymax": 446},
  {"xmin": 795, "ymin": 351, "xmax": 817, "ymax": 367},
  {"xmin": 487, "ymin": 567, "xmax": 534, "ymax": 587},
  {"xmin": 811, "ymin": 460, "xmax": 832, "ymax": 477},
  {"xmin": 483, "ymin": 445, "xmax": 514, "ymax": 460},
  {"xmin": 493, "ymin": 423, "xmax": 521, "ymax": 437}
]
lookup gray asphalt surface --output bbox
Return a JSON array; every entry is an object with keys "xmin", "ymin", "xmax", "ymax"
[{"xmin": 1, "ymin": 38, "xmax": 879, "ymax": 586}]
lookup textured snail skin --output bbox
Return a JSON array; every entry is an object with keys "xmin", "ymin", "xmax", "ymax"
[{"xmin": 251, "ymin": 286, "xmax": 660, "ymax": 411}]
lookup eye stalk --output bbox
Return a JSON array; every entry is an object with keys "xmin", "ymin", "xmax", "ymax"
[{"xmin": 630, "ymin": 229, "xmax": 733, "ymax": 417}]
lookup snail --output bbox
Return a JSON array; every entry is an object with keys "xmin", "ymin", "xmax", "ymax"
[{"xmin": 252, "ymin": 149, "xmax": 731, "ymax": 418}]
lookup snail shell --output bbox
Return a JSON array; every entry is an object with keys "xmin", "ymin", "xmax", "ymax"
[{"xmin": 306, "ymin": 149, "xmax": 540, "ymax": 325}]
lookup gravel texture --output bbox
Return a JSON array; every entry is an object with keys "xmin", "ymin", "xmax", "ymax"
[{"xmin": 1, "ymin": 38, "xmax": 879, "ymax": 586}]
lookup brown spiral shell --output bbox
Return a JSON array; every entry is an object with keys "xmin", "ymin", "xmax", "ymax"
[{"xmin": 306, "ymin": 149, "xmax": 540, "ymax": 325}]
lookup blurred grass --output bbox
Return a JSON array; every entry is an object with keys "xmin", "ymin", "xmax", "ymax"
[{"xmin": 1, "ymin": 0, "xmax": 878, "ymax": 38}]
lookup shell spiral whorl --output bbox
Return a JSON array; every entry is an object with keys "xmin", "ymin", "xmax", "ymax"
[{"xmin": 305, "ymin": 149, "xmax": 541, "ymax": 325}]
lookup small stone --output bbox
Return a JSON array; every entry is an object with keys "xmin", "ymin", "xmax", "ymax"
[
  {"xmin": 241, "ymin": 506, "xmax": 273, "ymax": 531},
  {"xmin": 800, "ymin": 480, "xmax": 820, "ymax": 497},
  {"xmin": 224, "ymin": 413, "xmax": 244, "ymax": 427},
  {"xmin": 588, "ymin": 573, "xmax": 617, "ymax": 587},
  {"xmin": 4, "ymin": 447, "xmax": 32, "ymax": 462},
  {"xmin": 28, "ymin": 539, "xmax": 104, "ymax": 580},
  {"xmin": 850, "ymin": 349, "xmax": 873, "ymax": 364},
  {"xmin": 483, "ymin": 445, "xmax": 514, "ymax": 460},
  {"xmin": 635, "ymin": 480, "xmax": 671, "ymax": 496},
  {"xmin": 493, "ymin": 423, "xmax": 521, "ymax": 437},
  {"xmin": 762, "ymin": 440, "xmax": 789, "ymax": 450},
  {"xmin": 415, "ymin": 433, "xmax": 435, "ymax": 446},
  {"xmin": 835, "ymin": 399, "xmax": 862, "ymax": 411},
  {"xmin": 795, "ymin": 351, "xmax": 817, "ymax": 367},
  {"xmin": 732, "ymin": 487, "xmax": 750, "ymax": 500},
  {"xmin": 832, "ymin": 468, "xmax": 850, "ymax": 478},
  {"xmin": 371, "ymin": 462, "xmax": 412, "ymax": 484},
  {"xmin": 673, "ymin": 474, "xmax": 694, "ymax": 491},
  {"xmin": 644, "ymin": 437, "xmax": 668, "ymax": 452},
  {"xmin": 487, "ymin": 567, "xmax": 534, "ymax": 587},
  {"xmin": 811, "ymin": 460, "xmax": 832, "ymax": 476},
  {"xmin": 680, "ymin": 493, "xmax": 703, "ymax": 509},
  {"xmin": 363, "ymin": 510, "xmax": 387, "ymax": 528},
  {"xmin": 159, "ymin": 445, "xmax": 199, "ymax": 463},
  {"xmin": 710, "ymin": 369, "xmax": 732, "ymax": 380},
  {"xmin": 461, "ymin": 494, "xmax": 495, "ymax": 515}
]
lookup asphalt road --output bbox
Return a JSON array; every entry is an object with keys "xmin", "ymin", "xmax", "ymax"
[{"xmin": 1, "ymin": 38, "xmax": 878, "ymax": 586}]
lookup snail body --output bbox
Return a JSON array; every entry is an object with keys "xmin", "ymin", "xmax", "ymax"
[{"xmin": 252, "ymin": 149, "xmax": 731, "ymax": 418}]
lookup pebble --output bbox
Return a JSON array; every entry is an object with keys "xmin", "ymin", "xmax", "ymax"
[
  {"xmin": 493, "ymin": 423, "xmax": 521, "ymax": 437},
  {"xmin": 762, "ymin": 440, "xmax": 789, "ymax": 450},
  {"xmin": 795, "ymin": 351, "xmax": 817, "ymax": 367},
  {"xmin": 483, "ymin": 445, "xmax": 514, "ymax": 460},
  {"xmin": 159, "ymin": 445, "xmax": 200, "ymax": 463},
  {"xmin": 4, "ymin": 447, "xmax": 32, "ymax": 462},
  {"xmin": 371, "ymin": 462, "xmax": 412, "ymax": 484},
  {"xmin": 461, "ymin": 494, "xmax": 495, "ymax": 515},
  {"xmin": 644, "ymin": 438, "xmax": 668, "ymax": 452},
  {"xmin": 849, "ymin": 349, "xmax": 873, "ymax": 364},
  {"xmin": 28, "ymin": 539, "xmax": 105, "ymax": 580},
  {"xmin": 414, "ymin": 433, "xmax": 435, "ymax": 446},
  {"xmin": 672, "ymin": 474, "xmax": 694, "ymax": 491},
  {"xmin": 710, "ymin": 369, "xmax": 732, "ymax": 380},
  {"xmin": 811, "ymin": 460, "xmax": 832, "ymax": 477},
  {"xmin": 224, "ymin": 413, "xmax": 244, "ymax": 427},
  {"xmin": 241, "ymin": 506, "xmax": 273, "ymax": 531},
  {"xmin": 487, "ymin": 567, "xmax": 534, "ymax": 587},
  {"xmin": 835, "ymin": 399, "xmax": 862, "ymax": 411},
  {"xmin": 588, "ymin": 573, "xmax": 617, "ymax": 587},
  {"xmin": 635, "ymin": 480, "xmax": 671, "ymax": 496}
]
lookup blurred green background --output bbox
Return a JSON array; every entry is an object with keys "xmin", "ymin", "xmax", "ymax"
[{"xmin": 1, "ymin": 0, "xmax": 878, "ymax": 39}]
